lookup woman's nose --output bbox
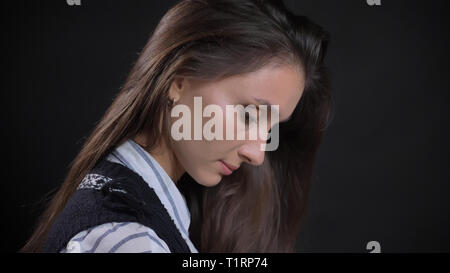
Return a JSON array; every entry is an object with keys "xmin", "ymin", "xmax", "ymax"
[{"xmin": 237, "ymin": 139, "xmax": 265, "ymax": 166}]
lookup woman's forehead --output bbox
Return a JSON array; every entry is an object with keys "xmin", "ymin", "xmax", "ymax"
[{"xmin": 224, "ymin": 64, "xmax": 305, "ymax": 120}]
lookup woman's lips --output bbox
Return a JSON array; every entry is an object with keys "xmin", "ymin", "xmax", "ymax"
[{"xmin": 219, "ymin": 160, "xmax": 234, "ymax": 175}]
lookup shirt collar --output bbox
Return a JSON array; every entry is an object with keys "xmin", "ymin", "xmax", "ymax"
[{"xmin": 106, "ymin": 138, "xmax": 191, "ymax": 240}]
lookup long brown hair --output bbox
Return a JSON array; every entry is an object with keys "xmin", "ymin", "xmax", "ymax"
[{"xmin": 21, "ymin": 0, "xmax": 333, "ymax": 253}]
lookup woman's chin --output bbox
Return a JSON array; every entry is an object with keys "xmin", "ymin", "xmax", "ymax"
[{"xmin": 195, "ymin": 173, "xmax": 223, "ymax": 187}]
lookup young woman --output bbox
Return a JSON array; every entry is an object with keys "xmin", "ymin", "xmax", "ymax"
[{"xmin": 21, "ymin": 0, "xmax": 333, "ymax": 253}]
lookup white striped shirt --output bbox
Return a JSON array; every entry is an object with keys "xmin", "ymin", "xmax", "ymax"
[{"xmin": 60, "ymin": 139, "xmax": 198, "ymax": 253}]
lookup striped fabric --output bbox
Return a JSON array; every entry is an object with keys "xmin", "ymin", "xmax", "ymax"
[{"xmin": 60, "ymin": 139, "xmax": 199, "ymax": 253}]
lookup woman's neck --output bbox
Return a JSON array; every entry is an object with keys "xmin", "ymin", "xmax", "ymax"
[{"xmin": 133, "ymin": 134, "xmax": 185, "ymax": 183}]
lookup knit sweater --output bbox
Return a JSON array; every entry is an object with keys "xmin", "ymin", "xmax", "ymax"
[{"xmin": 42, "ymin": 159, "xmax": 191, "ymax": 253}]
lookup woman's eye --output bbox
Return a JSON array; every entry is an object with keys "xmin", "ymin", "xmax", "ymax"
[{"xmin": 244, "ymin": 111, "xmax": 257, "ymax": 124}]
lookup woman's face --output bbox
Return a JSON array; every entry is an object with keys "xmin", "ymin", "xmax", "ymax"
[{"xmin": 169, "ymin": 63, "xmax": 305, "ymax": 187}]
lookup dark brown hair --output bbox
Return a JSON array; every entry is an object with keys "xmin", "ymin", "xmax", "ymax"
[{"xmin": 21, "ymin": 0, "xmax": 333, "ymax": 253}]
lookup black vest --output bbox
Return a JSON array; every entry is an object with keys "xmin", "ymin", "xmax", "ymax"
[{"xmin": 42, "ymin": 159, "xmax": 192, "ymax": 253}]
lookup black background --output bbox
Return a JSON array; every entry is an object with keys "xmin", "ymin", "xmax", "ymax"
[{"xmin": 1, "ymin": 0, "xmax": 449, "ymax": 252}]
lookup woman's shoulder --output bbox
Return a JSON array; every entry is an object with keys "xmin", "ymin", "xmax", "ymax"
[{"xmin": 60, "ymin": 221, "xmax": 171, "ymax": 253}]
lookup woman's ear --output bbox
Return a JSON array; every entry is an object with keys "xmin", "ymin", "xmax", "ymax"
[{"xmin": 169, "ymin": 76, "xmax": 185, "ymax": 102}]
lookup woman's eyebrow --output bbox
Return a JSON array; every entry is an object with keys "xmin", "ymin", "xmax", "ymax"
[
  {"xmin": 253, "ymin": 97, "xmax": 272, "ymax": 108},
  {"xmin": 252, "ymin": 97, "xmax": 273, "ymax": 113},
  {"xmin": 252, "ymin": 97, "xmax": 291, "ymax": 122}
]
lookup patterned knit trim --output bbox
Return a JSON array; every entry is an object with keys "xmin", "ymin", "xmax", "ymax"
[{"xmin": 77, "ymin": 173, "xmax": 113, "ymax": 190}]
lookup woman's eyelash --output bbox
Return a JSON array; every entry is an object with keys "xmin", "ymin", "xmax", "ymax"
[
  {"xmin": 244, "ymin": 112, "xmax": 257, "ymax": 123},
  {"xmin": 241, "ymin": 105, "xmax": 258, "ymax": 124}
]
